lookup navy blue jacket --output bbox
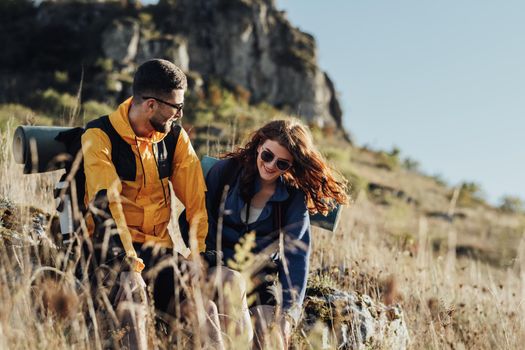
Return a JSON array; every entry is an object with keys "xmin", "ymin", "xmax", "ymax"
[{"xmin": 205, "ymin": 158, "xmax": 311, "ymax": 320}]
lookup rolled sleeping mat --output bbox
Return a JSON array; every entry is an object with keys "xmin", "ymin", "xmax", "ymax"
[{"xmin": 13, "ymin": 125, "xmax": 74, "ymax": 174}]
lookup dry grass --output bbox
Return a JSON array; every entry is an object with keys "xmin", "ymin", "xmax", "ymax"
[
  {"xmin": 1, "ymin": 119, "xmax": 525, "ymax": 349},
  {"xmin": 0, "ymin": 125, "xmax": 244, "ymax": 349},
  {"xmin": 309, "ymin": 189, "xmax": 525, "ymax": 349}
]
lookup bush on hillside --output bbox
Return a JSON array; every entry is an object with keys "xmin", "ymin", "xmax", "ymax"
[
  {"xmin": 499, "ymin": 196, "xmax": 524, "ymax": 214},
  {"xmin": 30, "ymin": 89, "xmax": 79, "ymax": 120},
  {"xmin": 377, "ymin": 147, "xmax": 400, "ymax": 171},
  {"xmin": 457, "ymin": 181, "xmax": 485, "ymax": 207},
  {"xmin": 348, "ymin": 172, "xmax": 366, "ymax": 198},
  {"xmin": 321, "ymin": 146, "xmax": 350, "ymax": 163},
  {"xmin": 402, "ymin": 157, "xmax": 420, "ymax": 172},
  {"xmin": 81, "ymin": 100, "xmax": 114, "ymax": 123},
  {"xmin": 0, "ymin": 104, "xmax": 53, "ymax": 131}
]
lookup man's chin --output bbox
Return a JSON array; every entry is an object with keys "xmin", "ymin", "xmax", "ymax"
[{"xmin": 151, "ymin": 122, "xmax": 169, "ymax": 133}]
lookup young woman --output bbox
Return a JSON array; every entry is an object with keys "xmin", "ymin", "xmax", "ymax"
[{"xmin": 203, "ymin": 119, "xmax": 348, "ymax": 348}]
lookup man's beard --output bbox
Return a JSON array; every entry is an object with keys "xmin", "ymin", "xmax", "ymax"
[{"xmin": 150, "ymin": 115, "xmax": 171, "ymax": 133}]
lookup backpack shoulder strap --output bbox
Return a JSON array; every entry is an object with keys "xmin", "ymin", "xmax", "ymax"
[
  {"xmin": 86, "ymin": 115, "xmax": 111, "ymax": 135},
  {"xmin": 86, "ymin": 115, "xmax": 137, "ymax": 181},
  {"xmin": 54, "ymin": 115, "xmax": 114, "ymax": 216},
  {"xmin": 171, "ymin": 123, "xmax": 182, "ymax": 144},
  {"xmin": 156, "ymin": 123, "xmax": 182, "ymax": 178},
  {"xmin": 212, "ymin": 157, "xmax": 242, "ymax": 218},
  {"xmin": 160, "ymin": 123, "xmax": 182, "ymax": 158}
]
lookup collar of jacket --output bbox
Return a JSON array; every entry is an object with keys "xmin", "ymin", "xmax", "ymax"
[
  {"xmin": 109, "ymin": 97, "xmax": 169, "ymax": 145},
  {"xmin": 252, "ymin": 174, "xmax": 290, "ymax": 202}
]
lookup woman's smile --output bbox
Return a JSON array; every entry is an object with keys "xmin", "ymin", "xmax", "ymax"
[
  {"xmin": 257, "ymin": 139, "xmax": 293, "ymax": 183},
  {"xmin": 263, "ymin": 164, "xmax": 277, "ymax": 174}
]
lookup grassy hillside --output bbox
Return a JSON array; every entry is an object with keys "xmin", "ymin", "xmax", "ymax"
[{"xmin": 0, "ymin": 96, "xmax": 524, "ymax": 349}]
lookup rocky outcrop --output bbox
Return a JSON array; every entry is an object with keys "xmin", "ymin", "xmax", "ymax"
[
  {"xmin": 0, "ymin": 198, "xmax": 48, "ymax": 244},
  {"xmin": 137, "ymin": 34, "xmax": 189, "ymax": 71},
  {"xmin": 1, "ymin": 0, "xmax": 345, "ymax": 129},
  {"xmin": 154, "ymin": 0, "xmax": 342, "ymax": 127},
  {"xmin": 301, "ymin": 285, "xmax": 410, "ymax": 349},
  {"xmin": 102, "ymin": 18, "xmax": 140, "ymax": 64}
]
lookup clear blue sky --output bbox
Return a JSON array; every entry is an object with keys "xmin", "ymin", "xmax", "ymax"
[
  {"xmin": 277, "ymin": 0, "xmax": 524, "ymax": 205},
  {"xmin": 144, "ymin": 0, "xmax": 524, "ymax": 204}
]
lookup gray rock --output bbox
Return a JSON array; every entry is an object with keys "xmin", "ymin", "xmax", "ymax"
[
  {"xmin": 136, "ymin": 34, "xmax": 190, "ymax": 71},
  {"xmin": 301, "ymin": 287, "xmax": 410, "ymax": 349},
  {"xmin": 161, "ymin": 0, "xmax": 344, "ymax": 128},
  {"xmin": 102, "ymin": 17, "xmax": 140, "ymax": 64}
]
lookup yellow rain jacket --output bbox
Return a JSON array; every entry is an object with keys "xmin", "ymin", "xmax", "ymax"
[{"xmin": 82, "ymin": 97, "xmax": 207, "ymax": 267}]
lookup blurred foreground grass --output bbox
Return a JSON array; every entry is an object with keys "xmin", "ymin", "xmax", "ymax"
[{"xmin": 1, "ymin": 98, "xmax": 525, "ymax": 348}]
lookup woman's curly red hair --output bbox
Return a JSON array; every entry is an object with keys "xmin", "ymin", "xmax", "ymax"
[{"xmin": 224, "ymin": 119, "xmax": 349, "ymax": 214}]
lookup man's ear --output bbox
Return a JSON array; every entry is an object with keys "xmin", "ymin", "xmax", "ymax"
[{"xmin": 145, "ymin": 99, "xmax": 155, "ymax": 112}]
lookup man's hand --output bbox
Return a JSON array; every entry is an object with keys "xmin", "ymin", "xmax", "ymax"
[{"xmin": 125, "ymin": 255, "xmax": 145, "ymax": 273}]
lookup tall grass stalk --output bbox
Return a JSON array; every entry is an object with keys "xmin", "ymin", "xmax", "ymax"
[{"xmin": 2, "ymin": 114, "xmax": 525, "ymax": 348}]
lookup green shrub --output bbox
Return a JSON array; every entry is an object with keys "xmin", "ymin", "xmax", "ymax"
[
  {"xmin": 0, "ymin": 104, "xmax": 53, "ymax": 131},
  {"xmin": 234, "ymin": 85, "xmax": 251, "ymax": 105},
  {"xmin": 217, "ymin": 89, "xmax": 238, "ymax": 120},
  {"xmin": 378, "ymin": 150, "xmax": 399, "ymax": 171},
  {"xmin": 54, "ymin": 71, "xmax": 69, "ymax": 84},
  {"xmin": 457, "ymin": 181, "xmax": 485, "ymax": 207},
  {"xmin": 208, "ymin": 80, "xmax": 223, "ymax": 108},
  {"xmin": 95, "ymin": 58, "xmax": 114, "ymax": 72},
  {"xmin": 402, "ymin": 157, "xmax": 420, "ymax": 172},
  {"xmin": 339, "ymin": 166, "xmax": 367, "ymax": 198},
  {"xmin": 321, "ymin": 146, "xmax": 350, "ymax": 163},
  {"xmin": 81, "ymin": 100, "xmax": 114, "ymax": 123},
  {"xmin": 105, "ymin": 75, "xmax": 123, "ymax": 93},
  {"xmin": 31, "ymin": 89, "xmax": 79, "ymax": 119},
  {"xmin": 499, "ymin": 196, "xmax": 524, "ymax": 214},
  {"xmin": 138, "ymin": 12, "xmax": 153, "ymax": 25}
]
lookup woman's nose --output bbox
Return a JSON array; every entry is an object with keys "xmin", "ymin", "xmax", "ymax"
[{"xmin": 267, "ymin": 159, "xmax": 278, "ymax": 170}]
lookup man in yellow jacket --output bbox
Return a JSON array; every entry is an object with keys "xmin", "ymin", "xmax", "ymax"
[{"xmin": 81, "ymin": 59, "xmax": 208, "ymax": 313}]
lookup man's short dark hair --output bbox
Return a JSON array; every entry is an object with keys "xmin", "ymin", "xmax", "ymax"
[{"xmin": 133, "ymin": 59, "xmax": 187, "ymax": 98}]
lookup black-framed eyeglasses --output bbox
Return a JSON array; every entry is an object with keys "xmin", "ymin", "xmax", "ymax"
[
  {"xmin": 260, "ymin": 148, "xmax": 292, "ymax": 171},
  {"xmin": 142, "ymin": 96, "xmax": 184, "ymax": 114}
]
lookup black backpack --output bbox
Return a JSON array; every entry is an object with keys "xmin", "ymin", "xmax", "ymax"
[{"xmin": 54, "ymin": 116, "xmax": 181, "ymax": 250}]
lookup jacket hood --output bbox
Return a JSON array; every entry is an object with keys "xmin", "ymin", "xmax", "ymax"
[{"xmin": 109, "ymin": 97, "xmax": 168, "ymax": 145}]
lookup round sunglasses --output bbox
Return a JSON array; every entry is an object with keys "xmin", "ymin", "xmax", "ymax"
[{"xmin": 260, "ymin": 148, "xmax": 292, "ymax": 171}]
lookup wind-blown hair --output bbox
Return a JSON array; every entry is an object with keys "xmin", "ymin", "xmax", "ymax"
[{"xmin": 224, "ymin": 119, "xmax": 349, "ymax": 214}]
